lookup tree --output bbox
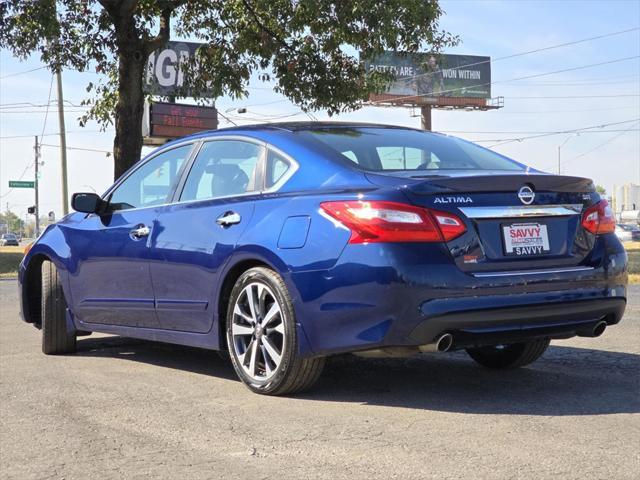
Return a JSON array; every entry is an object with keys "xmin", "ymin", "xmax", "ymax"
[
  {"xmin": 1, "ymin": 1, "xmax": 457, "ymax": 179},
  {"xmin": 596, "ymin": 185, "xmax": 607, "ymax": 196},
  {"xmin": 0, "ymin": 210, "xmax": 23, "ymax": 234}
]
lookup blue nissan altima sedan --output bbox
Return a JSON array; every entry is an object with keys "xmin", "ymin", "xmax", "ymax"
[{"xmin": 19, "ymin": 122, "xmax": 628, "ymax": 395}]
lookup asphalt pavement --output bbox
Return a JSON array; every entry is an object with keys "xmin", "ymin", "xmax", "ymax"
[{"xmin": 1, "ymin": 280, "xmax": 638, "ymax": 479}]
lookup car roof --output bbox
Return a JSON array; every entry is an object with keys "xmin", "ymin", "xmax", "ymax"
[
  {"xmin": 208, "ymin": 121, "xmax": 420, "ymax": 133},
  {"xmin": 162, "ymin": 121, "xmax": 439, "ymax": 145}
]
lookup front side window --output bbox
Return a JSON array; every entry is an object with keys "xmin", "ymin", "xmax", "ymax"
[
  {"xmin": 180, "ymin": 140, "xmax": 262, "ymax": 201},
  {"xmin": 108, "ymin": 144, "xmax": 192, "ymax": 211},
  {"xmin": 298, "ymin": 127, "xmax": 524, "ymax": 172}
]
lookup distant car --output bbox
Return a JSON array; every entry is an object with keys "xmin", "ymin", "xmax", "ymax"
[
  {"xmin": 615, "ymin": 223, "xmax": 640, "ymax": 242},
  {"xmin": 18, "ymin": 122, "xmax": 628, "ymax": 396},
  {"xmin": 0, "ymin": 233, "xmax": 19, "ymax": 246}
]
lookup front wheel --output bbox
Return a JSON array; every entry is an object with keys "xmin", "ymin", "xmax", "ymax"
[
  {"xmin": 41, "ymin": 260, "xmax": 76, "ymax": 355},
  {"xmin": 226, "ymin": 267, "xmax": 325, "ymax": 395},
  {"xmin": 466, "ymin": 338, "xmax": 550, "ymax": 369}
]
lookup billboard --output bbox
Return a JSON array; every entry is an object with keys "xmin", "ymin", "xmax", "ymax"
[
  {"xmin": 363, "ymin": 52, "xmax": 491, "ymax": 99},
  {"xmin": 145, "ymin": 41, "xmax": 207, "ymax": 97}
]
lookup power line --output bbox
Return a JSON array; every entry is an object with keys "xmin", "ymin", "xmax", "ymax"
[
  {"xmin": 504, "ymin": 94, "xmax": 640, "ymax": 99},
  {"xmin": 0, "ymin": 159, "xmax": 35, "ymax": 199},
  {"xmin": 485, "ymin": 106, "xmax": 639, "ymax": 114},
  {"xmin": 486, "ymin": 118, "xmax": 640, "ymax": 148},
  {"xmin": 391, "ymin": 26, "xmax": 640, "ymax": 87},
  {"xmin": 499, "ymin": 79, "xmax": 639, "ymax": 87},
  {"xmin": 0, "ymin": 100, "xmax": 85, "ymax": 108},
  {"xmin": 0, "ymin": 65, "xmax": 48, "ymax": 80},
  {"xmin": 471, "ymin": 130, "xmax": 640, "ymax": 143},
  {"xmin": 216, "ymin": 111, "xmax": 238, "ymax": 126},
  {"xmin": 40, "ymin": 74, "xmax": 55, "ymax": 139},
  {"xmin": 372, "ymin": 55, "xmax": 640, "ymax": 104},
  {"xmin": 447, "ymin": 128, "xmax": 640, "ymax": 135},
  {"xmin": 0, "ymin": 130, "xmax": 103, "ymax": 140},
  {"xmin": 40, "ymin": 143, "xmax": 111, "ymax": 154},
  {"xmin": 0, "ymin": 109, "xmax": 89, "ymax": 114},
  {"xmin": 0, "ymin": 78, "xmax": 53, "ymax": 201},
  {"xmin": 563, "ymin": 122, "xmax": 640, "ymax": 165}
]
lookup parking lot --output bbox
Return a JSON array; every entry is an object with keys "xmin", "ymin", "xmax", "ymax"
[{"xmin": 1, "ymin": 280, "xmax": 638, "ymax": 479}]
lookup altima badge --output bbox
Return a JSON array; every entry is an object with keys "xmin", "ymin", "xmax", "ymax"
[{"xmin": 517, "ymin": 186, "xmax": 535, "ymax": 205}]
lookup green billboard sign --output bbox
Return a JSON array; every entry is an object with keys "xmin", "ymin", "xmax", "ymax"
[
  {"xmin": 363, "ymin": 52, "xmax": 492, "ymax": 99},
  {"xmin": 9, "ymin": 180, "xmax": 34, "ymax": 188}
]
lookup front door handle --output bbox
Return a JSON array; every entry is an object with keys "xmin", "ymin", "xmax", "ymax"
[
  {"xmin": 130, "ymin": 225, "xmax": 151, "ymax": 239},
  {"xmin": 216, "ymin": 211, "xmax": 241, "ymax": 227}
]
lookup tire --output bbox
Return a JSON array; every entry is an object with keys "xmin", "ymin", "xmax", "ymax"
[
  {"xmin": 226, "ymin": 267, "xmax": 325, "ymax": 395},
  {"xmin": 41, "ymin": 260, "xmax": 76, "ymax": 355},
  {"xmin": 466, "ymin": 338, "xmax": 550, "ymax": 369}
]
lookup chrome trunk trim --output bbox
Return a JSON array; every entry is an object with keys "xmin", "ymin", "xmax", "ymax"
[
  {"xmin": 459, "ymin": 204, "xmax": 583, "ymax": 219},
  {"xmin": 471, "ymin": 266, "xmax": 594, "ymax": 278}
]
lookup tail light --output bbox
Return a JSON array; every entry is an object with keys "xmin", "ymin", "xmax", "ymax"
[
  {"xmin": 581, "ymin": 200, "xmax": 615, "ymax": 235},
  {"xmin": 320, "ymin": 201, "xmax": 466, "ymax": 244}
]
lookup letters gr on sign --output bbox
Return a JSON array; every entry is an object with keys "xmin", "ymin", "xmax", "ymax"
[
  {"xmin": 145, "ymin": 41, "xmax": 213, "ymax": 97},
  {"xmin": 362, "ymin": 52, "xmax": 491, "ymax": 99}
]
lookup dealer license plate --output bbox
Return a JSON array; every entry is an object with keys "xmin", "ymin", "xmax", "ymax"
[{"xmin": 503, "ymin": 223, "xmax": 550, "ymax": 256}]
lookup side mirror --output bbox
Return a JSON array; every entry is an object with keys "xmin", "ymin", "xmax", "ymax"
[{"xmin": 71, "ymin": 192, "xmax": 104, "ymax": 214}]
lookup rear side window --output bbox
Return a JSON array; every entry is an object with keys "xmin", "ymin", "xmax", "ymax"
[
  {"xmin": 265, "ymin": 149, "xmax": 291, "ymax": 188},
  {"xmin": 180, "ymin": 140, "xmax": 262, "ymax": 201},
  {"xmin": 298, "ymin": 127, "xmax": 524, "ymax": 171}
]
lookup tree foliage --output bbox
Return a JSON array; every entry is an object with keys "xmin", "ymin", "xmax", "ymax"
[{"xmin": 1, "ymin": 0, "xmax": 457, "ymax": 179}]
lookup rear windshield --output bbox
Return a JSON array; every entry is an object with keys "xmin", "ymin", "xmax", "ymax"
[{"xmin": 297, "ymin": 127, "xmax": 524, "ymax": 172}]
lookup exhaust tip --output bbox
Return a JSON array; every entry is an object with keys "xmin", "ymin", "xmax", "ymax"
[
  {"xmin": 592, "ymin": 321, "xmax": 607, "ymax": 338},
  {"xmin": 436, "ymin": 333, "xmax": 454, "ymax": 352}
]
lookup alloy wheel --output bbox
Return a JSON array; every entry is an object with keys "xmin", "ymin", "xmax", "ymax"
[{"xmin": 231, "ymin": 282, "xmax": 285, "ymax": 382}]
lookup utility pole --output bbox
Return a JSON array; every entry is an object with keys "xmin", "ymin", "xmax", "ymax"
[
  {"xmin": 557, "ymin": 135, "xmax": 575, "ymax": 175},
  {"xmin": 34, "ymin": 136, "xmax": 40, "ymax": 237},
  {"xmin": 56, "ymin": 70, "xmax": 69, "ymax": 215},
  {"xmin": 420, "ymin": 105, "xmax": 432, "ymax": 131}
]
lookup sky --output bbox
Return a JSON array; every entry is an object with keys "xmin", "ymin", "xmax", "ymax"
[{"xmin": 1, "ymin": 0, "xmax": 639, "ymax": 220}]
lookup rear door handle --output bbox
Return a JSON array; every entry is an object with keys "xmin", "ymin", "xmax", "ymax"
[
  {"xmin": 216, "ymin": 211, "xmax": 241, "ymax": 227},
  {"xmin": 130, "ymin": 225, "xmax": 151, "ymax": 239}
]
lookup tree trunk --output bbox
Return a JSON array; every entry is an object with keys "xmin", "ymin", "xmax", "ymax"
[{"xmin": 112, "ymin": 37, "xmax": 146, "ymax": 180}]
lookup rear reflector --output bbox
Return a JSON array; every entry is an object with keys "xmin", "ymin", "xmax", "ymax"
[
  {"xmin": 320, "ymin": 201, "xmax": 466, "ymax": 244},
  {"xmin": 581, "ymin": 200, "xmax": 616, "ymax": 235}
]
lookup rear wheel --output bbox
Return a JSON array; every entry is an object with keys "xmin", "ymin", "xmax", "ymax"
[
  {"xmin": 41, "ymin": 260, "xmax": 76, "ymax": 355},
  {"xmin": 226, "ymin": 267, "xmax": 325, "ymax": 395},
  {"xmin": 466, "ymin": 338, "xmax": 550, "ymax": 369}
]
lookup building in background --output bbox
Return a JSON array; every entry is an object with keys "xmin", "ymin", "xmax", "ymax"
[
  {"xmin": 612, "ymin": 183, "xmax": 640, "ymax": 213},
  {"xmin": 612, "ymin": 183, "xmax": 640, "ymax": 224}
]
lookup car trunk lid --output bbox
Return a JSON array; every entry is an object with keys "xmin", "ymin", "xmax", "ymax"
[{"xmin": 366, "ymin": 171, "xmax": 599, "ymax": 273}]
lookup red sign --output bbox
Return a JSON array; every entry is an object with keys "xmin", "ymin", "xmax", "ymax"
[{"xmin": 148, "ymin": 102, "xmax": 218, "ymax": 139}]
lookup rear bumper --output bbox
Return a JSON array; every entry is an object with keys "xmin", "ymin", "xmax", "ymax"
[
  {"xmin": 409, "ymin": 294, "xmax": 625, "ymax": 349},
  {"xmin": 289, "ymin": 235, "xmax": 628, "ymax": 356}
]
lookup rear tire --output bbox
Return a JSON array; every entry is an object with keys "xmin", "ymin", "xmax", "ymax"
[
  {"xmin": 226, "ymin": 267, "xmax": 325, "ymax": 395},
  {"xmin": 466, "ymin": 338, "xmax": 550, "ymax": 369},
  {"xmin": 41, "ymin": 260, "xmax": 76, "ymax": 355}
]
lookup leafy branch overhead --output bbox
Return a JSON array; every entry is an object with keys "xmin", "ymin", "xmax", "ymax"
[{"xmin": 0, "ymin": 0, "xmax": 458, "ymax": 178}]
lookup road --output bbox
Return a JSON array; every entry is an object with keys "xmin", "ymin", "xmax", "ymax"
[{"xmin": 1, "ymin": 280, "xmax": 638, "ymax": 479}]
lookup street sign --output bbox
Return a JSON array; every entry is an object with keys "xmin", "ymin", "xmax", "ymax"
[{"xmin": 9, "ymin": 180, "xmax": 34, "ymax": 188}]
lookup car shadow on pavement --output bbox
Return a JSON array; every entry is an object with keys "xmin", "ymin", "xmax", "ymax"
[
  {"xmin": 75, "ymin": 335, "xmax": 237, "ymax": 381},
  {"xmin": 73, "ymin": 337, "xmax": 639, "ymax": 416},
  {"xmin": 302, "ymin": 346, "xmax": 640, "ymax": 416}
]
